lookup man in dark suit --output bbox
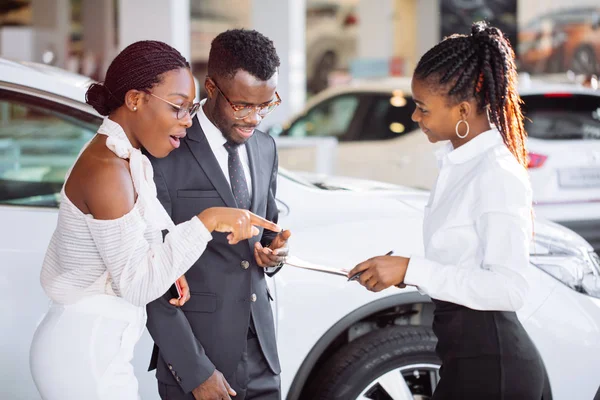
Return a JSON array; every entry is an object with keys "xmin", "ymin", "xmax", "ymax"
[{"xmin": 146, "ymin": 29, "xmax": 290, "ymax": 400}]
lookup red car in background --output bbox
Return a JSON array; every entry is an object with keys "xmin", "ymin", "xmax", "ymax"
[{"xmin": 519, "ymin": 7, "xmax": 600, "ymax": 75}]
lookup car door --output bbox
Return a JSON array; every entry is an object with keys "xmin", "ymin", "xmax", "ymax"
[
  {"xmin": 0, "ymin": 86, "xmax": 100, "ymax": 400},
  {"xmin": 333, "ymin": 92, "xmax": 439, "ymax": 190}
]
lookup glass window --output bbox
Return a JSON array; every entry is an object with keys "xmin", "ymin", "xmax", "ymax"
[
  {"xmin": 287, "ymin": 94, "xmax": 359, "ymax": 139},
  {"xmin": 0, "ymin": 94, "xmax": 98, "ymax": 207},
  {"xmin": 357, "ymin": 93, "xmax": 418, "ymax": 141},
  {"xmin": 521, "ymin": 94, "xmax": 600, "ymax": 140}
]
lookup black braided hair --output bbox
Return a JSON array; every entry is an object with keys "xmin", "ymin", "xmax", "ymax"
[
  {"xmin": 414, "ymin": 21, "xmax": 527, "ymax": 168},
  {"xmin": 86, "ymin": 40, "xmax": 190, "ymax": 116},
  {"xmin": 208, "ymin": 29, "xmax": 280, "ymax": 81}
]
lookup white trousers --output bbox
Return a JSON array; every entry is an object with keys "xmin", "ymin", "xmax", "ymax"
[{"xmin": 30, "ymin": 295, "xmax": 146, "ymax": 400}]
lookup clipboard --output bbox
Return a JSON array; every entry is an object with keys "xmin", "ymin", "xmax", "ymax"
[{"xmin": 284, "ymin": 255, "xmax": 349, "ymax": 277}]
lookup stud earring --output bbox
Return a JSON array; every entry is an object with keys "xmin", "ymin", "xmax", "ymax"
[{"xmin": 133, "ymin": 106, "xmax": 137, "ymax": 111}]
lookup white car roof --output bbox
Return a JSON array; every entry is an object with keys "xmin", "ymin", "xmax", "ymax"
[
  {"xmin": 304, "ymin": 77, "xmax": 412, "ymax": 108},
  {"xmin": 306, "ymin": 74, "xmax": 599, "ymax": 104},
  {"xmin": 518, "ymin": 78, "xmax": 600, "ymax": 96},
  {"xmin": 0, "ymin": 58, "xmax": 92, "ymax": 103},
  {"xmin": 279, "ymin": 73, "xmax": 599, "ymax": 129}
]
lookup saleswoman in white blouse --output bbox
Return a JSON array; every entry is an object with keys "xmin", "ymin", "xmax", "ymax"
[
  {"xmin": 349, "ymin": 22, "xmax": 545, "ymax": 399},
  {"xmin": 29, "ymin": 41, "xmax": 280, "ymax": 400}
]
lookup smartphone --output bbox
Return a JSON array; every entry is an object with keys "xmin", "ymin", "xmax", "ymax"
[{"xmin": 175, "ymin": 279, "xmax": 183, "ymax": 299}]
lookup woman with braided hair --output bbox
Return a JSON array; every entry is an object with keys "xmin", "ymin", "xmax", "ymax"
[
  {"xmin": 349, "ymin": 22, "xmax": 545, "ymax": 399},
  {"xmin": 29, "ymin": 40, "xmax": 280, "ymax": 400}
]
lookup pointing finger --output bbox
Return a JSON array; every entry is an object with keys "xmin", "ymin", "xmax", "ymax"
[{"xmin": 248, "ymin": 212, "xmax": 281, "ymax": 232}]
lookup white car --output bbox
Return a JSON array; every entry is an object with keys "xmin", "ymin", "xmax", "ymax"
[
  {"xmin": 2, "ymin": 59, "xmax": 600, "ymax": 400},
  {"xmin": 268, "ymin": 76, "xmax": 600, "ymax": 250}
]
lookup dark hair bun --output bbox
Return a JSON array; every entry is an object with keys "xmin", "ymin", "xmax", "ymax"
[
  {"xmin": 471, "ymin": 21, "xmax": 488, "ymax": 36},
  {"xmin": 85, "ymin": 83, "xmax": 117, "ymax": 116},
  {"xmin": 84, "ymin": 40, "xmax": 190, "ymax": 116},
  {"xmin": 471, "ymin": 21, "xmax": 503, "ymax": 43}
]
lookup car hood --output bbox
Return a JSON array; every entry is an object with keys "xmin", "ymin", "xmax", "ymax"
[
  {"xmin": 294, "ymin": 171, "xmax": 594, "ymax": 253},
  {"xmin": 293, "ymin": 171, "xmax": 432, "ymax": 212},
  {"xmin": 531, "ymin": 218, "xmax": 594, "ymax": 253},
  {"xmin": 295, "ymin": 171, "xmax": 424, "ymax": 192}
]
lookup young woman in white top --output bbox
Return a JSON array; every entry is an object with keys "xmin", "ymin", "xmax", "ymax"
[
  {"xmin": 30, "ymin": 40, "xmax": 280, "ymax": 400},
  {"xmin": 348, "ymin": 22, "xmax": 545, "ymax": 399}
]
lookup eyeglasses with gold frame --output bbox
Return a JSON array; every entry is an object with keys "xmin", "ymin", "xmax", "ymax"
[{"xmin": 209, "ymin": 78, "xmax": 281, "ymax": 120}]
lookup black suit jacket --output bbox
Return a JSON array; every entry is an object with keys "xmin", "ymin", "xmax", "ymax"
[{"xmin": 145, "ymin": 116, "xmax": 281, "ymax": 394}]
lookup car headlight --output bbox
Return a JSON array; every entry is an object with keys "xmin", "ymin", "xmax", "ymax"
[{"xmin": 530, "ymin": 232, "xmax": 600, "ymax": 299}]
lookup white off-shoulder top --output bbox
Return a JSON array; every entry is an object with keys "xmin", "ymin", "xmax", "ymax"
[{"xmin": 40, "ymin": 117, "xmax": 212, "ymax": 307}]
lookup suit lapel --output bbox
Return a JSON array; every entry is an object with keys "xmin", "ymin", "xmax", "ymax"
[
  {"xmin": 185, "ymin": 118, "xmax": 237, "ymax": 208},
  {"xmin": 245, "ymin": 134, "xmax": 261, "ymax": 215}
]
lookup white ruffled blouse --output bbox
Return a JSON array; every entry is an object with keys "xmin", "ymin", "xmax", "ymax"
[{"xmin": 40, "ymin": 117, "xmax": 212, "ymax": 307}]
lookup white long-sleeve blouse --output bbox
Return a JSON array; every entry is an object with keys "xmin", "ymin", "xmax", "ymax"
[
  {"xmin": 40, "ymin": 117, "xmax": 212, "ymax": 307},
  {"xmin": 403, "ymin": 128, "xmax": 533, "ymax": 312}
]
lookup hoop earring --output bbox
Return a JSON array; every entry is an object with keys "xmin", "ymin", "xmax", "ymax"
[{"xmin": 455, "ymin": 119, "xmax": 469, "ymax": 139}]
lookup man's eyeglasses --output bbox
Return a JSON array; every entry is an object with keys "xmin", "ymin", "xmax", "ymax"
[
  {"xmin": 210, "ymin": 78, "xmax": 281, "ymax": 120},
  {"xmin": 148, "ymin": 92, "xmax": 200, "ymax": 120}
]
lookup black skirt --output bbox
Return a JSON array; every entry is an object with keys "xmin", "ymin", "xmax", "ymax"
[{"xmin": 431, "ymin": 299, "xmax": 545, "ymax": 400}]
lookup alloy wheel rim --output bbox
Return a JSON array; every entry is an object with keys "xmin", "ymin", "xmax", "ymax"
[{"xmin": 355, "ymin": 363, "xmax": 441, "ymax": 400}]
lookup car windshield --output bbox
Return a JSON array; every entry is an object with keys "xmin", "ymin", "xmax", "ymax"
[{"xmin": 521, "ymin": 93, "xmax": 600, "ymax": 140}]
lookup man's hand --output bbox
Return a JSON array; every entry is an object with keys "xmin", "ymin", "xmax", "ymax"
[
  {"xmin": 192, "ymin": 369, "xmax": 236, "ymax": 400},
  {"xmin": 254, "ymin": 229, "xmax": 291, "ymax": 268}
]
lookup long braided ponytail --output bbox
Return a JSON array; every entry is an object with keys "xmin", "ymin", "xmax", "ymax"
[{"xmin": 414, "ymin": 21, "xmax": 528, "ymax": 168}]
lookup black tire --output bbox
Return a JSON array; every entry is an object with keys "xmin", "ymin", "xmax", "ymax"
[
  {"xmin": 303, "ymin": 326, "xmax": 440, "ymax": 400},
  {"xmin": 571, "ymin": 46, "xmax": 599, "ymax": 75}
]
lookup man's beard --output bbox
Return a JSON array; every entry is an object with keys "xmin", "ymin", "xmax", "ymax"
[{"xmin": 215, "ymin": 114, "xmax": 257, "ymax": 145}]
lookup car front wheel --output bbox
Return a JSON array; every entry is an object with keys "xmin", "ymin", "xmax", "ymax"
[
  {"xmin": 304, "ymin": 326, "xmax": 440, "ymax": 400},
  {"xmin": 571, "ymin": 46, "xmax": 598, "ymax": 75}
]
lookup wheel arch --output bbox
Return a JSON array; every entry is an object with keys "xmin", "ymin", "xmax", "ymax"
[
  {"xmin": 571, "ymin": 43, "xmax": 598, "ymax": 73},
  {"xmin": 285, "ymin": 291, "xmax": 554, "ymax": 400},
  {"xmin": 285, "ymin": 292, "xmax": 430, "ymax": 400}
]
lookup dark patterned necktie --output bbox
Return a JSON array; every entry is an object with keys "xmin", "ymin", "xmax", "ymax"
[{"xmin": 223, "ymin": 141, "xmax": 251, "ymax": 210}]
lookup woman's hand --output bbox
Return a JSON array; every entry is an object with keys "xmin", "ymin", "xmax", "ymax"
[
  {"xmin": 198, "ymin": 208, "xmax": 281, "ymax": 245},
  {"xmin": 348, "ymin": 256, "xmax": 410, "ymax": 292},
  {"xmin": 169, "ymin": 275, "xmax": 190, "ymax": 306}
]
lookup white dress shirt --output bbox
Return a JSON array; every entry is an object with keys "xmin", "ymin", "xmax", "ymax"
[
  {"xmin": 196, "ymin": 101, "xmax": 280, "ymax": 270},
  {"xmin": 403, "ymin": 128, "xmax": 533, "ymax": 312},
  {"xmin": 197, "ymin": 100, "xmax": 252, "ymax": 197}
]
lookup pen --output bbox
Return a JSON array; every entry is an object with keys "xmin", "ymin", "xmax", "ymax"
[{"xmin": 348, "ymin": 250, "xmax": 394, "ymax": 282}]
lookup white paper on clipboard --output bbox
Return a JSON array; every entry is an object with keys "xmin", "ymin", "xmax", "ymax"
[{"xmin": 284, "ymin": 255, "xmax": 349, "ymax": 277}]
